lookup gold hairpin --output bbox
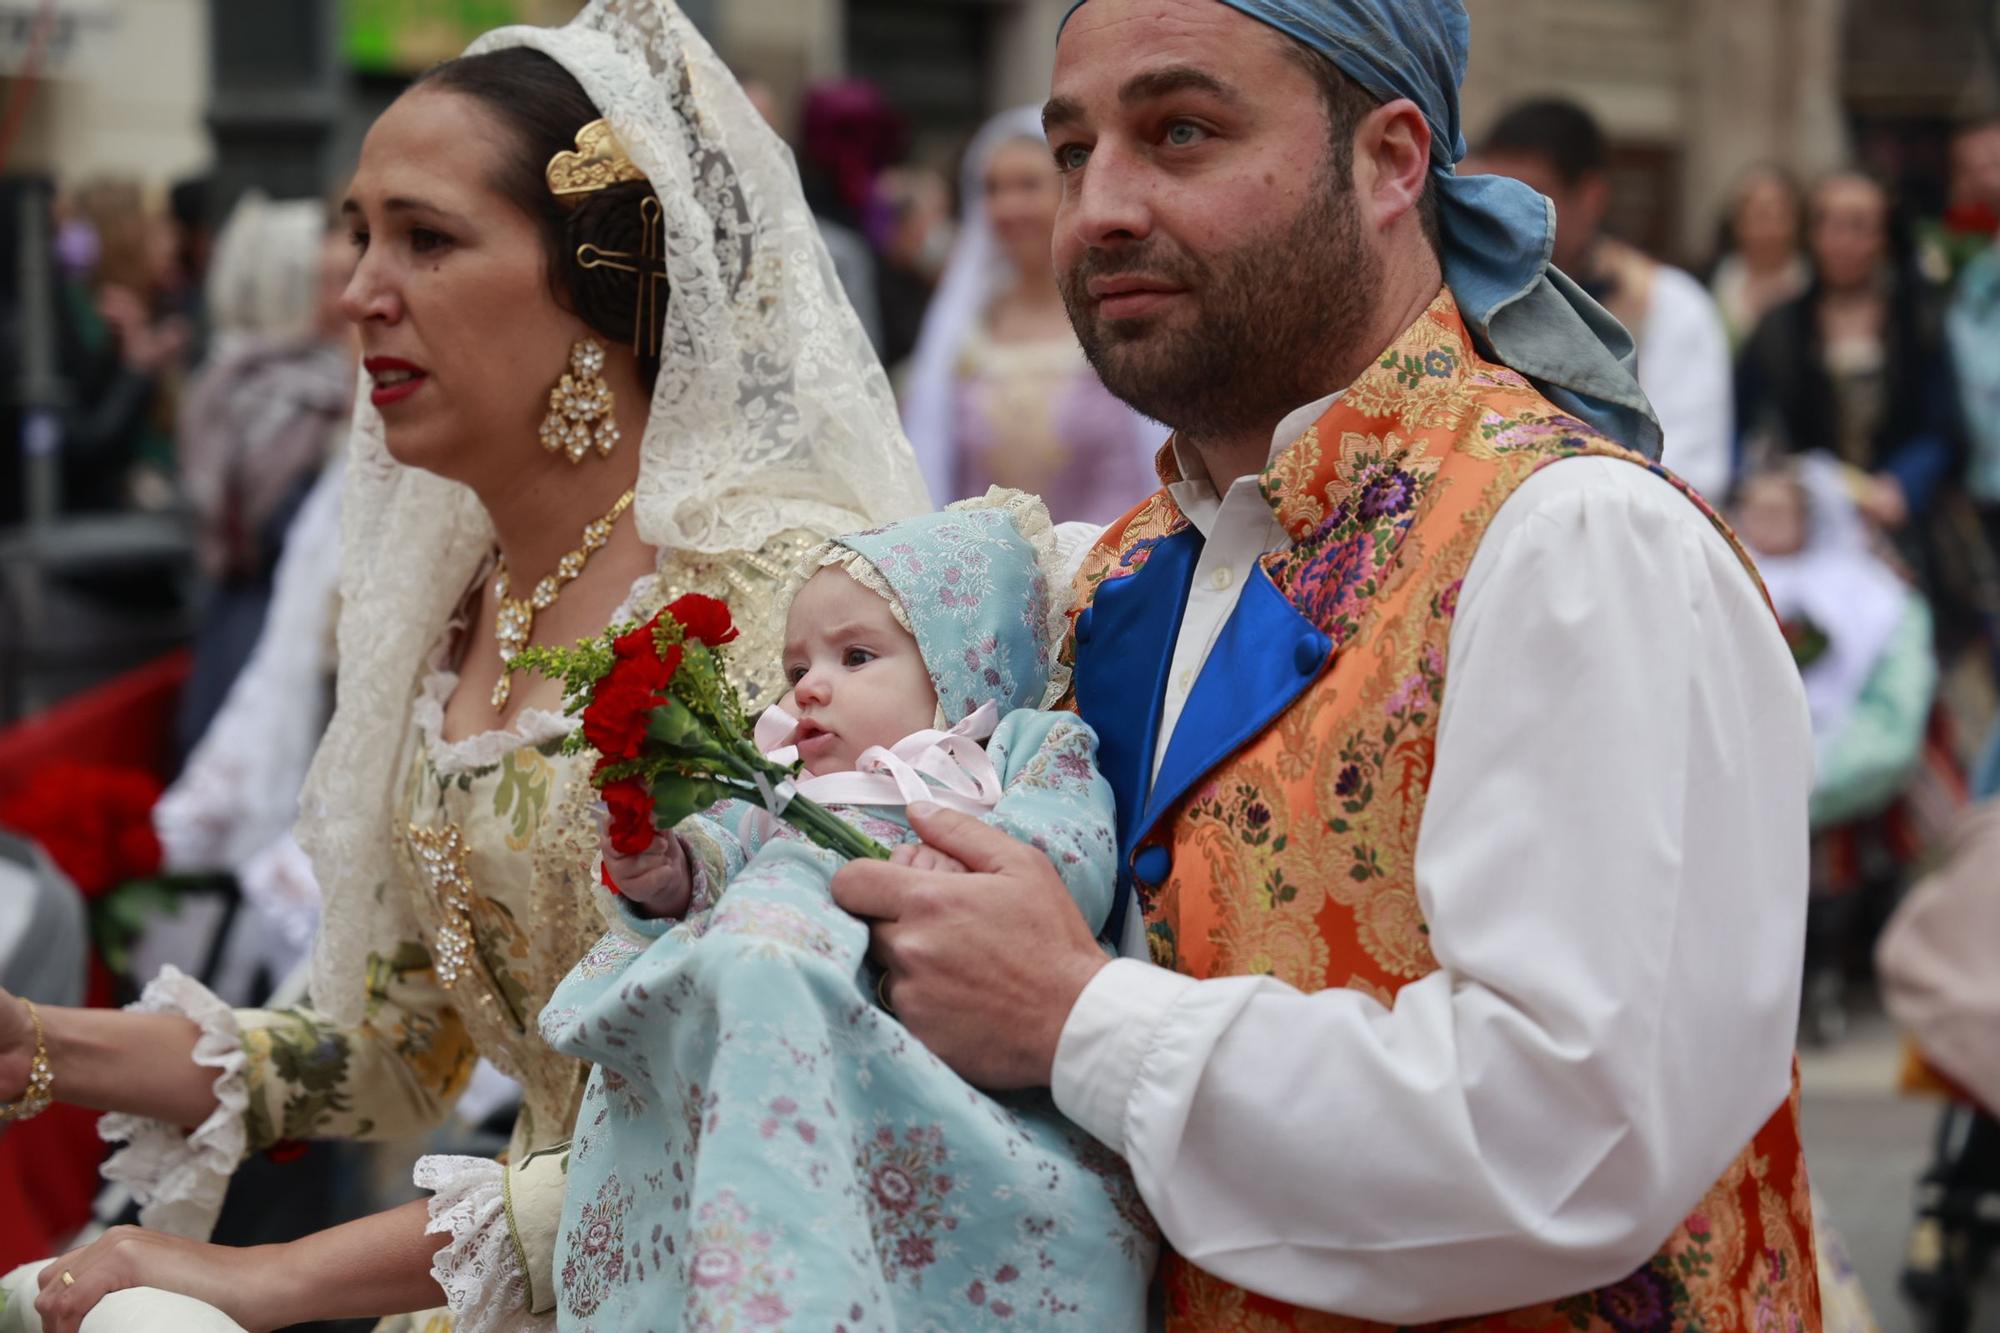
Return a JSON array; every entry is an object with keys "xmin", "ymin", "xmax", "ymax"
[
  {"xmin": 577, "ymin": 196, "xmax": 668, "ymax": 358},
  {"xmin": 546, "ymin": 118, "xmax": 648, "ymax": 199}
]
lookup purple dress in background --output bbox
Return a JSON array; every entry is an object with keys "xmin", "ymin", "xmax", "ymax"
[{"xmin": 950, "ymin": 327, "xmax": 1162, "ymax": 525}]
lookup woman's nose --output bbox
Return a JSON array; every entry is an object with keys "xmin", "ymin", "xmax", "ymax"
[{"xmin": 339, "ymin": 247, "xmax": 400, "ymax": 326}]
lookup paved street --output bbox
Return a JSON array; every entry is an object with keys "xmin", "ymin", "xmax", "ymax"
[{"xmin": 1801, "ymin": 1009, "xmax": 2000, "ymax": 1333}]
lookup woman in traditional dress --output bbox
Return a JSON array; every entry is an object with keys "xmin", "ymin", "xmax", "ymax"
[
  {"xmin": 900, "ymin": 106, "xmax": 1161, "ymax": 523},
  {"xmin": 0, "ymin": 3, "xmax": 926, "ymax": 1330},
  {"xmin": 1708, "ymin": 165, "xmax": 1810, "ymax": 350}
]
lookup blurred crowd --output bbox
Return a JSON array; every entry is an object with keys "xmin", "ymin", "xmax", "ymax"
[{"xmin": 5, "ymin": 74, "xmax": 2000, "ymax": 1324}]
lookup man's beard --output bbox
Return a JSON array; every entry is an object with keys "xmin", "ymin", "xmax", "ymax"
[{"xmin": 1060, "ymin": 163, "xmax": 1382, "ymax": 443}]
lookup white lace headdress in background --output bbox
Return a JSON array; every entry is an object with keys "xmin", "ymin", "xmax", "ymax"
[{"xmin": 299, "ymin": 0, "xmax": 930, "ymax": 1024}]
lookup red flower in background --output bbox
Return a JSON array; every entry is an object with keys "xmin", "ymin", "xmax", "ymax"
[
  {"xmin": 666, "ymin": 594, "xmax": 738, "ymax": 647},
  {"xmin": 0, "ymin": 762, "xmax": 163, "ymax": 898}
]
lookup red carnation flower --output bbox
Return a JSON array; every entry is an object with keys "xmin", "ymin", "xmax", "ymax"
[
  {"xmin": 612, "ymin": 616, "xmax": 664, "ymax": 664},
  {"xmin": 602, "ymin": 778, "xmax": 656, "ymax": 856},
  {"xmin": 668, "ymin": 593, "xmax": 738, "ymax": 646},
  {"xmin": 582, "ymin": 643, "xmax": 682, "ymax": 762}
]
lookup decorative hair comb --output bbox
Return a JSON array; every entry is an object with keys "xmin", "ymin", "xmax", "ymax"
[
  {"xmin": 546, "ymin": 118, "xmax": 648, "ymax": 199},
  {"xmin": 547, "ymin": 118, "xmax": 667, "ymax": 358}
]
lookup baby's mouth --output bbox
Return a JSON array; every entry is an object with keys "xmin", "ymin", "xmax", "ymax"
[{"xmin": 789, "ymin": 718, "xmax": 831, "ymax": 749}]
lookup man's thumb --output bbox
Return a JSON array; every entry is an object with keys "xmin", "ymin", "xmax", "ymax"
[{"xmin": 906, "ymin": 801, "xmax": 1017, "ymax": 872}]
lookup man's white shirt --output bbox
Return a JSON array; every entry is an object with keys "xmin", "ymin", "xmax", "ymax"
[{"xmin": 1052, "ymin": 406, "xmax": 1812, "ymax": 1322}]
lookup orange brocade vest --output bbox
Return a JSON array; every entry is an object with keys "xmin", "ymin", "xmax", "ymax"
[{"xmin": 1067, "ymin": 291, "xmax": 1821, "ymax": 1332}]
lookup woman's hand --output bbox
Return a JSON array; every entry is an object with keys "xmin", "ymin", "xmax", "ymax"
[
  {"xmin": 604, "ymin": 828, "xmax": 694, "ymax": 919},
  {"xmin": 0, "ymin": 988, "xmax": 35, "ymax": 1135},
  {"xmin": 34, "ymin": 1229, "xmax": 290, "ymax": 1333},
  {"xmin": 33, "ymin": 1199, "xmax": 450, "ymax": 1333}
]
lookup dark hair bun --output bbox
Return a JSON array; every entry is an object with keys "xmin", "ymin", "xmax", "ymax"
[{"xmin": 563, "ymin": 179, "xmax": 665, "ymax": 385}]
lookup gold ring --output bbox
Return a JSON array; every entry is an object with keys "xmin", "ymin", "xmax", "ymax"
[
  {"xmin": 874, "ymin": 972, "xmax": 894, "ymax": 1014},
  {"xmin": 59, "ymin": 1270, "xmax": 75, "ymax": 1287}
]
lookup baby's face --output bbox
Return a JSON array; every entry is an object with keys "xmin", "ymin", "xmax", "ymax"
[
  {"xmin": 1734, "ymin": 474, "xmax": 1808, "ymax": 558},
  {"xmin": 779, "ymin": 569, "xmax": 939, "ymax": 773}
]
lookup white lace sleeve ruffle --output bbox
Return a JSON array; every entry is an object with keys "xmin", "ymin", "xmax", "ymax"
[
  {"xmin": 415, "ymin": 1155, "xmax": 549, "ymax": 1333},
  {"xmin": 97, "ymin": 966, "xmax": 250, "ymax": 1240}
]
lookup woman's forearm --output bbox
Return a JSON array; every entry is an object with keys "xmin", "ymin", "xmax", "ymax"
[
  {"xmin": 40, "ymin": 1000, "xmax": 220, "ymax": 1127},
  {"xmin": 257, "ymin": 1199, "xmax": 448, "ymax": 1327}
]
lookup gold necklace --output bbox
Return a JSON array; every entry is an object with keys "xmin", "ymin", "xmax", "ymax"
[{"xmin": 491, "ymin": 488, "xmax": 636, "ymax": 708}]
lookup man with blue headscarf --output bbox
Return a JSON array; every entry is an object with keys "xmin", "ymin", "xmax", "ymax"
[{"xmin": 834, "ymin": 3, "xmax": 1822, "ymax": 1328}]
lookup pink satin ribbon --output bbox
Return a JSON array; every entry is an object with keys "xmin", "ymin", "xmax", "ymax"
[{"xmin": 752, "ymin": 700, "xmax": 1005, "ymax": 814}]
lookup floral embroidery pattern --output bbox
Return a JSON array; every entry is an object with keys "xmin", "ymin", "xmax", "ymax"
[
  {"xmin": 561, "ymin": 1174, "xmax": 633, "ymax": 1319},
  {"xmin": 855, "ymin": 1122, "xmax": 958, "ymax": 1286}
]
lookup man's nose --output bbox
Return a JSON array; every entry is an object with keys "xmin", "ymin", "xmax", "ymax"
[{"xmin": 1060, "ymin": 140, "xmax": 1153, "ymax": 252}]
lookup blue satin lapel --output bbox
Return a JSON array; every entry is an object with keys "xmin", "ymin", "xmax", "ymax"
[
  {"xmin": 1072, "ymin": 528, "xmax": 1200, "ymax": 940},
  {"xmin": 1145, "ymin": 565, "xmax": 1329, "ymax": 835}
]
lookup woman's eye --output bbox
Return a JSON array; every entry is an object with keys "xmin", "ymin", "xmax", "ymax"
[
  {"xmin": 348, "ymin": 229, "xmax": 369, "ymax": 253},
  {"xmin": 1165, "ymin": 121, "xmax": 1209, "ymax": 148},
  {"xmin": 409, "ymin": 227, "xmax": 451, "ymax": 254}
]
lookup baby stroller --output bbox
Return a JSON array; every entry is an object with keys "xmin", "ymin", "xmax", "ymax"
[{"xmin": 1877, "ymin": 798, "xmax": 2000, "ymax": 1331}]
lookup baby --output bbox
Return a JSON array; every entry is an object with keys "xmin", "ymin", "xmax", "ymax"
[{"xmin": 542, "ymin": 492, "xmax": 1155, "ymax": 1331}]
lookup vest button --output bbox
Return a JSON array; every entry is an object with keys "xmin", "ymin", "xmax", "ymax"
[
  {"xmin": 1132, "ymin": 844, "xmax": 1172, "ymax": 888},
  {"xmin": 1294, "ymin": 630, "xmax": 1332, "ymax": 677},
  {"xmin": 1074, "ymin": 607, "xmax": 1095, "ymax": 646}
]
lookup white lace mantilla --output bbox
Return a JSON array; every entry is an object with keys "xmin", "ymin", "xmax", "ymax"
[
  {"xmin": 97, "ymin": 967, "xmax": 250, "ymax": 1240},
  {"xmin": 298, "ymin": 0, "xmax": 929, "ymax": 1027},
  {"xmin": 416, "ymin": 1155, "xmax": 549, "ymax": 1333}
]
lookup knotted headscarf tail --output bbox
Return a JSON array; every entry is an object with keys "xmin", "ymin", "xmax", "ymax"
[{"xmin": 1059, "ymin": 0, "xmax": 1662, "ymax": 458}]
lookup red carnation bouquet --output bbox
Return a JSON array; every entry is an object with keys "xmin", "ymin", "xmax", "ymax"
[{"xmin": 512, "ymin": 593, "xmax": 890, "ymax": 864}]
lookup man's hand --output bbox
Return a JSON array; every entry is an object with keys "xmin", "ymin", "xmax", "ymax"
[
  {"xmin": 831, "ymin": 802, "xmax": 1110, "ymax": 1089},
  {"xmin": 889, "ymin": 842, "xmax": 968, "ymax": 874}
]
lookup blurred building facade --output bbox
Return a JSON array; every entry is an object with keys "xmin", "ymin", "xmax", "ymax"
[
  {"xmin": 0, "ymin": 0, "xmax": 211, "ymax": 185},
  {"xmin": 1, "ymin": 0, "xmax": 1994, "ymax": 273}
]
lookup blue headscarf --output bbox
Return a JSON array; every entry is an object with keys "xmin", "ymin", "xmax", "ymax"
[
  {"xmin": 1058, "ymin": 0, "xmax": 1661, "ymax": 457},
  {"xmin": 815, "ymin": 492, "xmax": 1060, "ymax": 726}
]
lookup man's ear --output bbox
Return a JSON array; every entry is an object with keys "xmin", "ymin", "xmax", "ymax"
[{"xmin": 1356, "ymin": 98, "xmax": 1432, "ymax": 234}]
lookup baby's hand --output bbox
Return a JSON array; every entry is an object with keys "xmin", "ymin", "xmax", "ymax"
[
  {"xmin": 602, "ymin": 828, "xmax": 694, "ymax": 920},
  {"xmin": 891, "ymin": 842, "xmax": 970, "ymax": 875}
]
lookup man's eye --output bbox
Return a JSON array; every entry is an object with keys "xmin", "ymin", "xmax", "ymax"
[
  {"xmin": 1053, "ymin": 143, "xmax": 1091, "ymax": 173},
  {"xmin": 1165, "ymin": 122, "xmax": 1209, "ymax": 148},
  {"xmin": 348, "ymin": 229, "xmax": 369, "ymax": 253}
]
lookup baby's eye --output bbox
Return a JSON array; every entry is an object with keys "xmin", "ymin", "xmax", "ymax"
[
  {"xmin": 784, "ymin": 664, "xmax": 807, "ymax": 685},
  {"xmin": 843, "ymin": 647, "xmax": 876, "ymax": 669}
]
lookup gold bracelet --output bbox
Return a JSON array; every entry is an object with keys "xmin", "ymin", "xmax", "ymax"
[{"xmin": 0, "ymin": 999, "xmax": 53, "ymax": 1123}]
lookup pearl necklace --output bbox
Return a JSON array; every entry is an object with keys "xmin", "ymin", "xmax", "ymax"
[{"xmin": 491, "ymin": 488, "xmax": 636, "ymax": 708}]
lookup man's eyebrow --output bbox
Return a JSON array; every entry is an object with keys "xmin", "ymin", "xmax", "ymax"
[
  {"xmin": 1042, "ymin": 94, "xmax": 1085, "ymax": 134},
  {"xmin": 1120, "ymin": 65, "xmax": 1236, "ymax": 107},
  {"xmin": 1041, "ymin": 66, "xmax": 1235, "ymax": 135}
]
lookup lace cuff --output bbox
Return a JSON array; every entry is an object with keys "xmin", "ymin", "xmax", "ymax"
[
  {"xmin": 415, "ymin": 1155, "xmax": 550, "ymax": 1332},
  {"xmin": 97, "ymin": 966, "xmax": 250, "ymax": 1239}
]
